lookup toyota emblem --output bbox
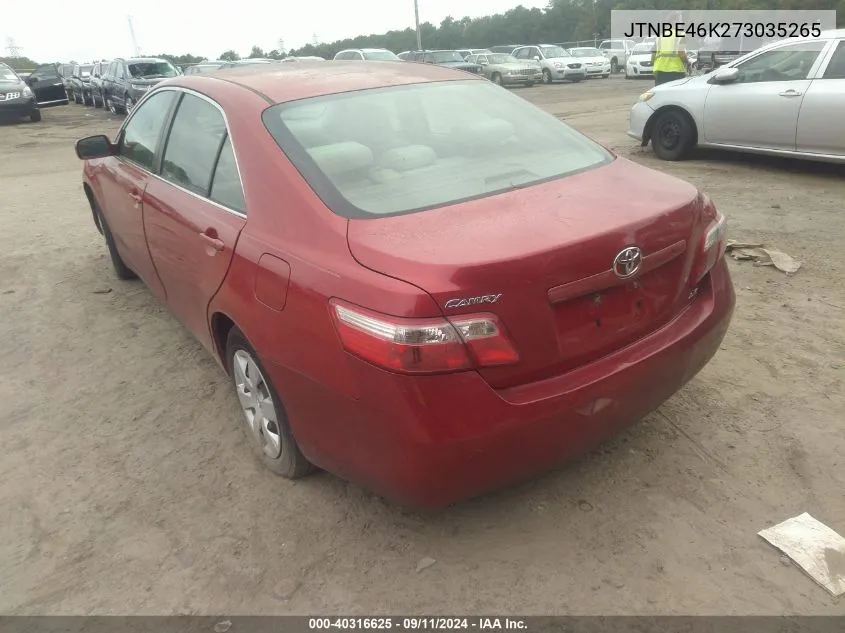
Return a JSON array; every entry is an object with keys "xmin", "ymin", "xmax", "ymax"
[{"xmin": 612, "ymin": 246, "xmax": 643, "ymax": 279}]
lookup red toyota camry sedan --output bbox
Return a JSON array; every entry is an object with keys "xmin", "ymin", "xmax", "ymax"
[{"xmin": 76, "ymin": 61, "xmax": 735, "ymax": 508}]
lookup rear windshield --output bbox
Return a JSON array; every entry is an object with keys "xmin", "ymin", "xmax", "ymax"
[
  {"xmin": 262, "ymin": 80, "xmax": 611, "ymax": 219},
  {"xmin": 362, "ymin": 50, "xmax": 399, "ymax": 61},
  {"xmin": 128, "ymin": 61, "xmax": 177, "ymax": 78}
]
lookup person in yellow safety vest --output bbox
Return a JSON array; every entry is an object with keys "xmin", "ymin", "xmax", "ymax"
[{"xmin": 652, "ymin": 11, "xmax": 688, "ymax": 86}]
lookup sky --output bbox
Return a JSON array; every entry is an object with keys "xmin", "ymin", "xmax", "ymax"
[{"xmin": 3, "ymin": 0, "xmax": 549, "ymax": 64}]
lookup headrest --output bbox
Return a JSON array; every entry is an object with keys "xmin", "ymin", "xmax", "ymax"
[
  {"xmin": 307, "ymin": 142, "xmax": 373, "ymax": 176},
  {"xmin": 377, "ymin": 145, "xmax": 437, "ymax": 171}
]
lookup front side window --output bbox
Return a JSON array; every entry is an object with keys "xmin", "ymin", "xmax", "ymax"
[
  {"xmin": 119, "ymin": 90, "xmax": 177, "ymax": 170},
  {"xmin": 262, "ymin": 80, "xmax": 612, "ymax": 219},
  {"xmin": 488, "ymin": 54, "xmax": 517, "ymax": 64},
  {"xmin": 128, "ymin": 61, "xmax": 178, "ymax": 79},
  {"xmin": 822, "ymin": 41, "xmax": 845, "ymax": 79},
  {"xmin": 735, "ymin": 41, "xmax": 825, "ymax": 83},
  {"xmin": 425, "ymin": 51, "xmax": 464, "ymax": 63},
  {"xmin": 107, "ymin": 62, "xmax": 117, "ymax": 76},
  {"xmin": 210, "ymin": 136, "xmax": 245, "ymax": 213},
  {"xmin": 161, "ymin": 93, "xmax": 227, "ymax": 195}
]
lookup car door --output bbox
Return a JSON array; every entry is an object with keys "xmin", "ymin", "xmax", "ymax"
[
  {"xmin": 102, "ymin": 62, "xmax": 116, "ymax": 102},
  {"xmin": 796, "ymin": 39, "xmax": 845, "ymax": 156},
  {"xmin": 702, "ymin": 40, "xmax": 827, "ymax": 151},
  {"xmin": 98, "ymin": 90, "xmax": 178, "ymax": 299},
  {"xmin": 143, "ymin": 91, "xmax": 246, "ymax": 352},
  {"xmin": 26, "ymin": 64, "xmax": 65, "ymax": 104}
]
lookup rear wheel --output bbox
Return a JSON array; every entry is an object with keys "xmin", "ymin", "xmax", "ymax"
[
  {"xmin": 491, "ymin": 72, "xmax": 502, "ymax": 86},
  {"xmin": 226, "ymin": 328, "xmax": 314, "ymax": 479},
  {"xmin": 611, "ymin": 58, "xmax": 618, "ymax": 73},
  {"xmin": 124, "ymin": 94, "xmax": 135, "ymax": 113},
  {"xmin": 651, "ymin": 110, "xmax": 695, "ymax": 161}
]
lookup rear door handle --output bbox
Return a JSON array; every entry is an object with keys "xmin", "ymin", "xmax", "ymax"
[
  {"xmin": 199, "ymin": 231, "xmax": 225, "ymax": 252},
  {"xmin": 128, "ymin": 192, "xmax": 142, "ymax": 204},
  {"xmin": 778, "ymin": 89, "xmax": 802, "ymax": 97}
]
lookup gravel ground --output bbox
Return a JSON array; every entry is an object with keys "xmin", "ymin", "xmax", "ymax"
[{"xmin": 0, "ymin": 76, "xmax": 843, "ymax": 615}]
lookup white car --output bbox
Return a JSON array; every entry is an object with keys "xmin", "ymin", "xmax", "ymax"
[
  {"xmin": 333, "ymin": 48, "xmax": 400, "ymax": 61},
  {"xmin": 568, "ymin": 47, "xmax": 611, "ymax": 78},
  {"xmin": 512, "ymin": 45, "xmax": 586, "ymax": 83},
  {"xmin": 625, "ymin": 42, "xmax": 656, "ymax": 79},
  {"xmin": 627, "ymin": 30, "xmax": 845, "ymax": 163}
]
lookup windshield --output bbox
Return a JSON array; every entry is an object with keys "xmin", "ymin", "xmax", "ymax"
[
  {"xmin": 80, "ymin": 64, "xmax": 94, "ymax": 76},
  {"xmin": 539, "ymin": 46, "xmax": 569, "ymax": 59},
  {"xmin": 262, "ymin": 80, "xmax": 611, "ymax": 219},
  {"xmin": 0, "ymin": 67, "xmax": 19, "ymax": 82},
  {"xmin": 363, "ymin": 50, "xmax": 399, "ymax": 61},
  {"xmin": 427, "ymin": 51, "xmax": 464, "ymax": 63},
  {"xmin": 570, "ymin": 48, "xmax": 601, "ymax": 57},
  {"xmin": 128, "ymin": 61, "xmax": 178, "ymax": 79},
  {"xmin": 632, "ymin": 43, "xmax": 655, "ymax": 54},
  {"xmin": 488, "ymin": 54, "xmax": 518, "ymax": 64}
]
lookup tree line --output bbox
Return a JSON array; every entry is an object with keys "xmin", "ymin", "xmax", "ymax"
[{"xmin": 5, "ymin": 0, "xmax": 843, "ymax": 69}]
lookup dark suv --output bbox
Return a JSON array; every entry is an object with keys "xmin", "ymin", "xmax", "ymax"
[
  {"xmin": 88, "ymin": 60, "xmax": 110, "ymax": 107},
  {"xmin": 101, "ymin": 57, "xmax": 179, "ymax": 114},
  {"xmin": 58, "ymin": 64, "xmax": 75, "ymax": 100},
  {"xmin": 70, "ymin": 63, "xmax": 95, "ymax": 105},
  {"xmin": 0, "ymin": 62, "xmax": 42, "ymax": 122}
]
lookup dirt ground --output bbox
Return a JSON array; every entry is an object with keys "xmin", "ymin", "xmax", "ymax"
[{"xmin": 0, "ymin": 77, "xmax": 843, "ymax": 616}]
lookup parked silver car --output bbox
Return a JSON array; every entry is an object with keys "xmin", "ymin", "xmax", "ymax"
[
  {"xmin": 468, "ymin": 53, "xmax": 542, "ymax": 87},
  {"xmin": 512, "ymin": 45, "xmax": 586, "ymax": 83},
  {"xmin": 334, "ymin": 48, "xmax": 400, "ymax": 61},
  {"xmin": 628, "ymin": 30, "xmax": 845, "ymax": 163}
]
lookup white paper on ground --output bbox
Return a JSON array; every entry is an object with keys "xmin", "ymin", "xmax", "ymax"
[{"xmin": 758, "ymin": 512, "xmax": 845, "ymax": 596}]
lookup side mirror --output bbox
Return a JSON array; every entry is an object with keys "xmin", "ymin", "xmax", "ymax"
[
  {"xmin": 25, "ymin": 76, "xmax": 37, "ymax": 85},
  {"xmin": 75, "ymin": 135, "xmax": 115, "ymax": 160},
  {"xmin": 710, "ymin": 66, "xmax": 739, "ymax": 84},
  {"xmin": 533, "ymin": 55, "xmax": 541, "ymax": 61}
]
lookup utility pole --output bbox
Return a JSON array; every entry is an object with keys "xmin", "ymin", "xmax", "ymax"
[
  {"xmin": 414, "ymin": 0, "xmax": 422, "ymax": 50},
  {"xmin": 5, "ymin": 37, "xmax": 23, "ymax": 57},
  {"xmin": 127, "ymin": 15, "xmax": 141, "ymax": 56}
]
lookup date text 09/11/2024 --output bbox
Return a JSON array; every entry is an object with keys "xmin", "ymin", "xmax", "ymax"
[
  {"xmin": 308, "ymin": 618, "xmax": 528, "ymax": 630},
  {"xmin": 623, "ymin": 21, "xmax": 823, "ymax": 39}
]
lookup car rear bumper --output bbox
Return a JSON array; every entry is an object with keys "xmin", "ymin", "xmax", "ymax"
[{"xmin": 271, "ymin": 259, "xmax": 735, "ymax": 509}]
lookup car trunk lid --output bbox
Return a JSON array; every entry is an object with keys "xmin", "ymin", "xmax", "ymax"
[{"xmin": 346, "ymin": 158, "xmax": 706, "ymax": 389}]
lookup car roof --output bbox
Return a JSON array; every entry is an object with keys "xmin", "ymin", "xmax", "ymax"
[
  {"xmin": 121, "ymin": 57, "xmax": 169, "ymax": 63},
  {"xmin": 176, "ymin": 60, "xmax": 483, "ymax": 104}
]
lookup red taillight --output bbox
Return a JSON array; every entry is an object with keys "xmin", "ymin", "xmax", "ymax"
[
  {"xmin": 691, "ymin": 202, "xmax": 727, "ymax": 287},
  {"xmin": 330, "ymin": 299, "xmax": 519, "ymax": 374}
]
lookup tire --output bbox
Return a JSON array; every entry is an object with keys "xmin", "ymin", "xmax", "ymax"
[
  {"xmin": 491, "ymin": 72, "xmax": 502, "ymax": 86},
  {"xmin": 105, "ymin": 96, "xmax": 123, "ymax": 115},
  {"xmin": 525, "ymin": 81, "xmax": 535, "ymax": 87},
  {"xmin": 651, "ymin": 110, "xmax": 695, "ymax": 161},
  {"xmin": 603, "ymin": 73, "xmax": 610, "ymax": 78},
  {"xmin": 570, "ymin": 76, "xmax": 582, "ymax": 83},
  {"xmin": 226, "ymin": 328, "xmax": 314, "ymax": 479},
  {"xmin": 542, "ymin": 68, "xmax": 552, "ymax": 84},
  {"xmin": 611, "ymin": 58, "xmax": 618, "ymax": 73},
  {"xmin": 97, "ymin": 207, "xmax": 137, "ymax": 280},
  {"xmin": 124, "ymin": 94, "xmax": 135, "ymax": 113},
  {"xmin": 29, "ymin": 109, "xmax": 42, "ymax": 122},
  {"xmin": 73, "ymin": 91, "xmax": 81, "ymax": 104}
]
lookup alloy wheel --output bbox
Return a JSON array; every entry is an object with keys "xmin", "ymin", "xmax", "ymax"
[
  {"xmin": 542, "ymin": 69, "xmax": 552, "ymax": 84},
  {"xmin": 233, "ymin": 349, "xmax": 282, "ymax": 460}
]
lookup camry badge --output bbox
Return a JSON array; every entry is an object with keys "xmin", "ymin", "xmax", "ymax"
[
  {"xmin": 612, "ymin": 246, "xmax": 643, "ymax": 279},
  {"xmin": 444, "ymin": 293, "xmax": 503, "ymax": 309}
]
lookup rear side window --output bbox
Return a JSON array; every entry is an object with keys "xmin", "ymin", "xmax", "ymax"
[
  {"xmin": 262, "ymin": 80, "xmax": 611, "ymax": 219},
  {"xmin": 161, "ymin": 93, "xmax": 227, "ymax": 195},
  {"xmin": 823, "ymin": 40, "xmax": 845, "ymax": 79},
  {"xmin": 210, "ymin": 137, "xmax": 246, "ymax": 213},
  {"xmin": 119, "ymin": 90, "xmax": 178, "ymax": 170}
]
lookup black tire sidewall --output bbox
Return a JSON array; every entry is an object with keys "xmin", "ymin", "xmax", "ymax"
[
  {"xmin": 652, "ymin": 111, "xmax": 693, "ymax": 161},
  {"xmin": 226, "ymin": 328, "xmax": 312, "ymax": 479}
]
